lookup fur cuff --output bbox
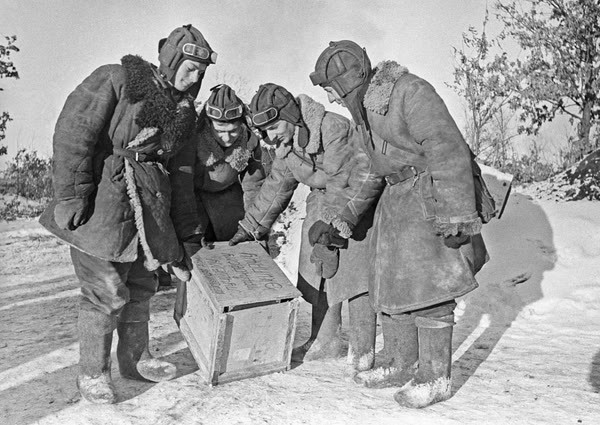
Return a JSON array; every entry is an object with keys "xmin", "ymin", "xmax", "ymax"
[
  {"xmin": 433, "ymin": 215, "xmax": 482, "ymax": 238},
  {"xmin": 322, "ymin": 208, "xmax": 353, "ymax": 239},
  {"xmin": 363, "ymin": 60, "xmax": 409, "ymax": 116}
]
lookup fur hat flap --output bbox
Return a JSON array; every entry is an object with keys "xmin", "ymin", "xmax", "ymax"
[{"xmin": 295, "ymin": 94, "xmax": 326, "ymax": 155}]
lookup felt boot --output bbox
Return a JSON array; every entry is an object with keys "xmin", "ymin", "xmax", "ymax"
[
  {"xmin": 354, "ymin": 313, "xmax": 418, "ymax": 388},
  {"xmin": 346, "ymin": 294, "xmax": 377, "ymax": 372},
  {"xmin": 76, "ymin": 309, "xmax": 117, "ymax": 404},
  {"xmin": 394, "ymin": 316, "xmax": 453, "ymax": 408},
  {"xmin": 292, "ymin": 298, "xmax": 342, "ymax": 362},
  {"xmin": 116, "ymin": 321, "xmax": 176, "ymax": 382}
]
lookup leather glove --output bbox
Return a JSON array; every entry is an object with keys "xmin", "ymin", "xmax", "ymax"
[
  {"xmin": 310, "ymin": 243, "xmax": 340, "ymax": 279},
  {"xmin": 444, "ymin": 233, "xmax": 470, "ymax": 249},
  {"xmin": 308, "ymin": 220, "xmax": 347, "ymax": 248},
  {"xmin": 229, "ymin": 226, "xmax": 253, "ymax": 246},
  {"xmin": 54, "ymin": 198, "xmax": 91, "ymax": 230},
  {"xmin": 162, "ymin": 262, "xmax": 191, "ymax": 282}
]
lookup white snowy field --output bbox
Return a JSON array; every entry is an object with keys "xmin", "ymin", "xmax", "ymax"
[{"xmin": 1, "ymin": 179, "xmax": 599, "ymax": 425}]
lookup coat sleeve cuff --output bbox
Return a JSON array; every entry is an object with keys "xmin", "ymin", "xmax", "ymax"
[
  {"xmin": 432, "ymin": 212, "xmax": 482, "ymax": 237},
  {"xmin": 322, "ymin": 208, "xmax": 354, "ymax": 239}
]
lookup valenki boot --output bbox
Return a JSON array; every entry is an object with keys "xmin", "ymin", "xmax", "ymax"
[
  {"xmin": 116, "ymin": 321, "xmax": 177, "ymax": 382},
  {"xmin": 76, "ymin": 309, "xmax": 117, "ymax": 404},
  {"xmin": 292, "ymin": 299, "xmax": 343, "ymax": 362},
  {"xmin": 394, "ymin": 316, "xmax": 454, "ymax": 408},
  {"xmin": 354, "ymin": 313, "xmax": 418, "ymax": 388},
  {"xmin": 346, "ymin": 294, "xmax": 377, "ymax": 372}
]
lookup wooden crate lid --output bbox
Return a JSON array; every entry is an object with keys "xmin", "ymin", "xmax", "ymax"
[{"xmin": 189, "ymin": 242, "xmax": 301, "ymax": 310}]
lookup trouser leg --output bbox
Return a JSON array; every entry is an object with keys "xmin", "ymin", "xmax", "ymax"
[
  {"xmin": 116, "ymin": 257, "xmax": 176, "ymax": 382},
  {"xmin": 292, "ymin": 291, "xmax": 343, "ymax": 362},
  {"xmin": 347, "ymin": 293, "xmax": 377, "ymax": 372},
  {"xmin": 71, "ymin": 247, "xmax": 127, "ymax": 404}
]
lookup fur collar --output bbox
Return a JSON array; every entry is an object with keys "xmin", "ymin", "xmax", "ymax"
[
  {"xmin": 363, "ymin": 60, "xmax": 409, "ymax": 116},
  {"xmin": 196, "ymin": 123, "xmax": 251, "ymax": 172},
  {"xmin": 121, "ymin": 55, "xmax": 197, "ymax": 156},
  {"xmin": 294, "ymin": 94, "xmax": 326, "ymax": 155}
]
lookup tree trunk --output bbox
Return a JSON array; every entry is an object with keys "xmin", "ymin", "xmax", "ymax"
[{"xmin": 578, "ymin": 100, "xmax": 593, "ymax": 161}]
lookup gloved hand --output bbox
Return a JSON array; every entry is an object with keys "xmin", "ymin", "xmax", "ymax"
[
  {"xmin": 162, "ymin": 262, "xmax": 191, "ymax": 282},
  {"xmin": 229, "ymin": 226, "xmax": 253, "ymax": 246},
  {"xmin": 444, "ymin": 233, "xmax": 470, "ymax": 249},
  {"xmin": 310, "ymin": 243, "xmax": 340, "ymax": 279},
  {"xmin": 54, "ymin": 198, "xmax": 91, "ymax": 230},
  {"xmin": 308, "ymin": 220, "xmax": 347, "ymax": 247}
]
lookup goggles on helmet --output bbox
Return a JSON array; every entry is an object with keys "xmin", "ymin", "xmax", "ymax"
[
  {"xmin": 206, "ymin": 103, "xmax": 244, "ymax": 121},
  {"xmin": 182, "ymin": 43, "xmax": 218, "ymax": 64},
  {"xmin": 251, "ymin": 106, "xmax": 279, "ymax": 127},
  {"xmin": 309, "ymin": 71, "xmax": 327, "ymax": 86}
]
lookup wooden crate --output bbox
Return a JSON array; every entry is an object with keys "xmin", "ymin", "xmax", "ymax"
[{"xmin": 178, "ymin": 241, "xmax": 301, "ymax": 386}]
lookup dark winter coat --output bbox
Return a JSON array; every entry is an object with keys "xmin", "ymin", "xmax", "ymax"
[
  {"xmin": 333, "ymin": 61, "xmax": 483, "ymax": 314},
  {"xmin": 240, "ymin": 95, "xmax": 381, "ymax": 304},
  {"xmin": 39, "ymin": 55, "xmax": 198, "ymax": 270},
  {"xmin": 168, "ymin": 116, "xmax": 265, "ymax": 241}
]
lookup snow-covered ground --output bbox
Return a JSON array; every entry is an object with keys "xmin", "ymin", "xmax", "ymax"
[{"xmin": 1, "ymin": 177, "xmax": 599, "ymax": 424}]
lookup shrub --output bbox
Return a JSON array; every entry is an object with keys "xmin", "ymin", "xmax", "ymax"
[{"xmin": 0, "ymin": 148, "xmax": 52, "ymax": 220}]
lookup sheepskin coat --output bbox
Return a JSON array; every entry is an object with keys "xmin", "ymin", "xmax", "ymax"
[
  {"xmin": 333, "ymin": 61, "xmax": 483, "ymax": 314},
  {"xmin": 39, "ymin": 55, "xmax": 197, "ymax": 268},
  {"xmin": 169, "ymin": 116, "xmax": 265, "ymax": 241},
  {"xmin": 240, "ymin": 95, "xmax": 381, "ymax": 304}
]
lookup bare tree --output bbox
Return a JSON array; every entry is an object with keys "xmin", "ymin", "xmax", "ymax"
[
  {"xmin": 495, "ymin": 0, "xmax": 600, "ymax": 162},
  {"xmin": 0, "ymin": 35, "xmax": 20, "ymax": 155},
  {"xmin": 448, "ymin": 10, "xmax": 519, "ymax": 158}
]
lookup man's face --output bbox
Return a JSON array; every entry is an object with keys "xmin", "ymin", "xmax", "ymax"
[
  {"xmin": 324, "ymin": 86, "xmax": 344, "ymax": 106},
  {"xmin": 210, "ymin": 120, "xmax": 243, "ymax": 148},
  {"xmin": 173, "ymin": 60, "xmax": 207, "ymax": 92},
  {"xmin": 263, "ymin": 119, "xmax": 295, "ymax": 147}
]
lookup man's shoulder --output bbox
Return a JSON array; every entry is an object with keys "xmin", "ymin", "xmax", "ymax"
[
  {"xmin": 322, "ymin": 110, "xmax": 351, "ymax": 135},
  {"xmin": 391, "ymin": 72, "xmax": 436, "ymax": 97}
]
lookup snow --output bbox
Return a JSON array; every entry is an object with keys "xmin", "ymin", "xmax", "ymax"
[{"xmin": 1, "ymin": 176, "xmax": 600, "ymax": 424}]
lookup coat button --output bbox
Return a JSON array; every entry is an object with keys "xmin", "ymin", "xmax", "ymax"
[
  {"xmin": 157, "ymin": 149, "xmax": 164, "ymax": 155},
  {"xmin": 156, "ymin": 192, "xmax": 162, "ymax": 198}
]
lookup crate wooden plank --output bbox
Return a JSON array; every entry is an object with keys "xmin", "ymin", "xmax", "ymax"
[
  {"xmin": 180, "ymin": 241, "xmax": 301, "ymax": 385},
  {"xmin": 189, "ymin": 242, "xmax": 301, "ymax": 310}
]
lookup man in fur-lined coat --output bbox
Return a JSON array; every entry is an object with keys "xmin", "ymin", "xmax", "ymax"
[
  {"xmin": 39, "ymin": 25, "xmax": 216, "ymax": 404},
  {"xmin": 170, "ymin": 84, "xmax": 265, "ymax": 243},
  {"xmin": 309, "ymin": 40, "xmax": 488, "ymax": 408},
  {"xmin": 229, "ymin": 83, "xmax": 383, "ymax": 372}
]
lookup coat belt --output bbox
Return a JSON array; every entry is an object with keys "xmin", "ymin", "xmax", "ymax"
[
  {"xmin": 384, "ymin": 166, "xmax": 422, "ymax": 186},
  {"xmin": 113, "ymin": 147, "xmax": 164, "ymax": 163}
]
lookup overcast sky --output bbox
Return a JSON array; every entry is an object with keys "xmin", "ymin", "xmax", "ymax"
[{"xmin": 1, "ymin": 0, "xmax": 492, "ymax": 158}]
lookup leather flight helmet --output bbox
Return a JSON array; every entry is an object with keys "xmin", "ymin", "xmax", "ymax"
[
  {"xmin": 249, "ymin": 83, "xmax": 303, "ymax": 129},
  {"xmin": 158, "ymin": 24, "xmax": 217, "ymax": 84},
  {"xmin": 310, "ymin": 40, "xmax": 372, "ymax": 98},
  {"xmin": 205, "ymin": 84, "xmax": 245, "ymax": 122}
]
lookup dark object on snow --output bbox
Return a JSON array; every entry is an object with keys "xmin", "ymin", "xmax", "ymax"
[{"xmin": 565, "ymin": 149, "xmax": 600, "ymax": 200}]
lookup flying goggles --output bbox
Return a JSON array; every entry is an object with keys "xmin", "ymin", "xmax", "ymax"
[
  {"xmin": 182, "ymin": 43, "xmax": 218, "ymax": 64},
  {"xmin": 206, "ymin": 103, "xmax": 244, "ymax": 121},
  {"xmin": 251, "ymin": 106, "xmax": 279, "ymax": 128}
]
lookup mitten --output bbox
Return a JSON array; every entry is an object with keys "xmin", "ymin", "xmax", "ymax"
[
  {"xmin": 308, "ymin": 220, "xmax": 346, "ymax": 247},
  {"xmin": 54, "ymin": 198, "xmax": 90, "ymax": 230},
  {"xmin": 229, "ymin": 226, "xmax": 253, "ymax": 246},
  {"xmin": 310, "ymin": 243, "xmax": 340, "ymax": 279},
  {"xmin": 444, "ymin": 233, "xmax": 470, "ymax": 249}
]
